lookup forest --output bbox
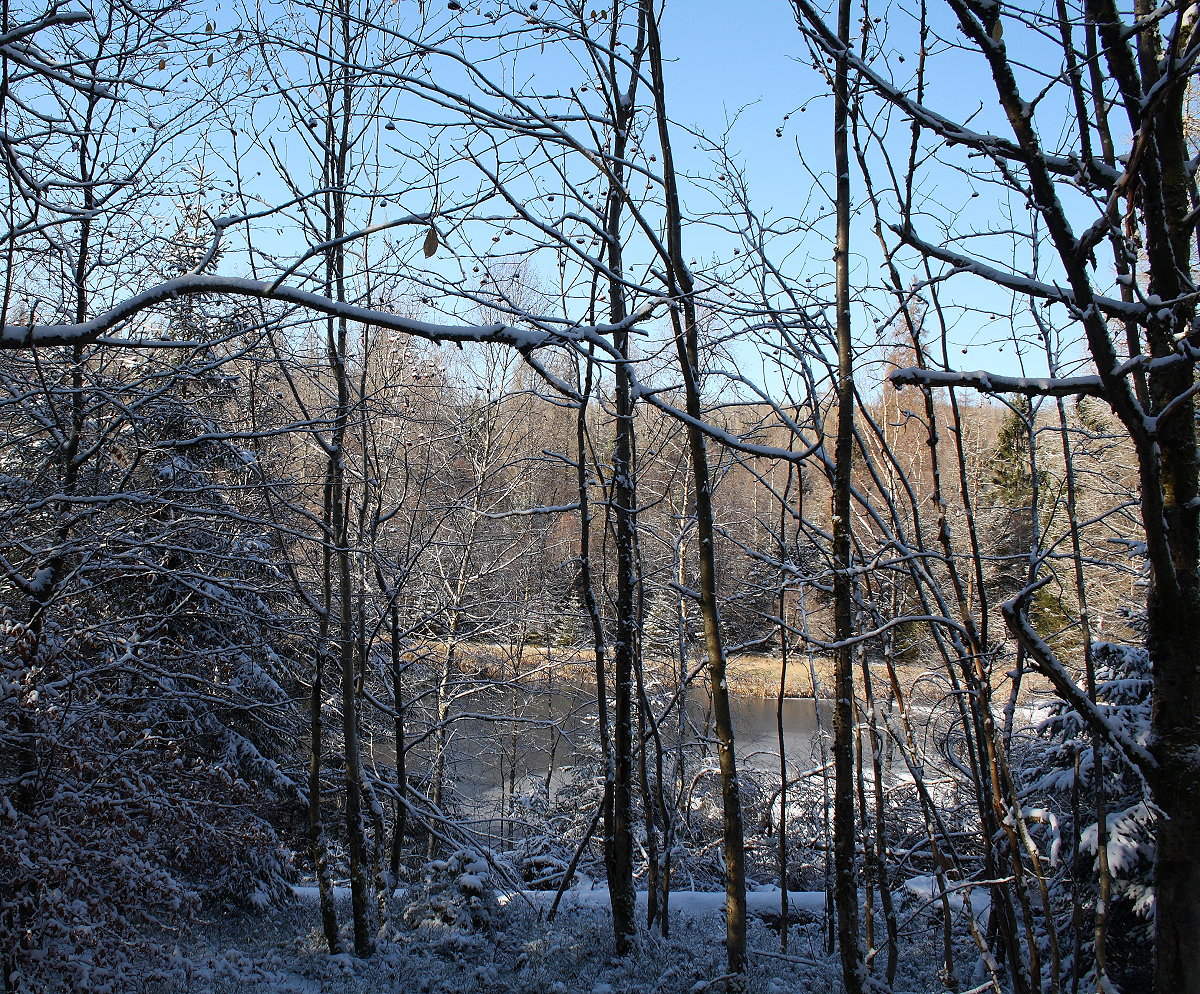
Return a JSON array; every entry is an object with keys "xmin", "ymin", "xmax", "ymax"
[{"xmin": 0, "ymin": 0, "xmax": 1195, "ymax": 992}]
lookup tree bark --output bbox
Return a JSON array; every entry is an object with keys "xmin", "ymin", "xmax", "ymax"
[
  {"xmin": 597, "ymin": 1, "xmax": 648, "ymax": 951},
  {"xmin": 830, "ymin": 0, "xmax": 864, "ymax": 984},
  {"xmin": 643, "ymin": 2, "xmax": 747, "ymax": 971}
]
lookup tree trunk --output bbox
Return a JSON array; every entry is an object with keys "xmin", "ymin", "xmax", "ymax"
[
  {"xmin": 330, "ymin": 437, "xmax": 373, "ymax": 957},
  {"xmin": 1149, "ymin": 586, "xmax": 1200, "ymax": 991},
  {"xmin": 643, "ymin": 3, "xmax": 747, "ymax": 969},
  {"xmin": 310, "ymin": 644, "xmax": 342, "ymax": 953},
  {"xmin": 609, "ymin": 334, "xmax": 639, "ymax": 953},
  {"xmin": 598, "ymin": 2, "xmax": 648, "ymax": 949},
  {"xmin": 830, "ymin": 0, "xmax": 864, "ymax": 985},
  {"xmin": 389, "ymin": 605, "xmax": 409, "ymax": 884},
  {"xmin": 574, "ymin": 348, "xmax": 618, "ymax": 938}
]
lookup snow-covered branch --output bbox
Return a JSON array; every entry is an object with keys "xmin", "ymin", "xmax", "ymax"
[
  {"xmin": 1002, "ymin": 578, "xmax": 1157, "ymax": 776},
  {"xmin": 788, "ymin": 0, "xmax": 1120, "ymax": 190},
  {"xmin": 0, "ymin": 275, "xmax": 641, "ymax": 351},
  {"xmin": 889, "ymin": 366, "xmax": 1105, "ymax": 398},
  {"xmin": 887, "ymin": 224, "xmax": 1144, "ymax": 324}
]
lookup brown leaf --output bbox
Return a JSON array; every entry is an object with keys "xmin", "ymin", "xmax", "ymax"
[{"xmin": 423, "ymin": 228, "xmax": 438, "ymax": 258}]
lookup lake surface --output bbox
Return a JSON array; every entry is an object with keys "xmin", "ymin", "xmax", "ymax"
[{"xmin": 369, "ymin": 678, "xmax": 828, "ymax": 822}]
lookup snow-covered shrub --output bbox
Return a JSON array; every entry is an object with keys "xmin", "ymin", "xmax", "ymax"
[
  {"xmin": 508, "ymin": 765, "xmax": 606, "ymax": 891},
  {"xmin": 0, "ymin": 612, "xmax": 294, "ymax": 993},
  {"xmin": 1022, "ymin": 640, "xmax": 1154, "ymax": 990},
  {"xmin": 402, "ymin": 849, "xmax": 500, "ymax": 932}
]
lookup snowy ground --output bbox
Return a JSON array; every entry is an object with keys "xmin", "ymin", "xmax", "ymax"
[{"xmin": 161, "ymin": 884, "xmax": 984, "ymax": 994}]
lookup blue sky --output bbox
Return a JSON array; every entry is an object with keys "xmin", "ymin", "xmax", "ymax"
[
  {"xmin": 666, "ymin": 0, "xmax": 1111, "ymax": 388},
  {"xmin": 200, "ymin": 0, "xmax": 1102, "ymax": 390}
]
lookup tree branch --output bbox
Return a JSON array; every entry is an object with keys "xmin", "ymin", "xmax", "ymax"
[
  {"xmin": 887, "ymin": 224, "xmax": 1145, "ymax": 324},
  {"xmin": 0, "ymin": 275, "xmax": 642, "ymax": 351},
  {"xmin": 889, "ymin": 366, "xmax": 1104, "ymax": 398}
]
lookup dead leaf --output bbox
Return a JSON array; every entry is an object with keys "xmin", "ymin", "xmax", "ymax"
[{"xmin": 423, "ymin": 228, "xmax": 438, "ymax": 258}]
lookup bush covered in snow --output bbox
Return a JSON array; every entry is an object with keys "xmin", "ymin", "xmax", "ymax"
[
  {"xmin": 402, "ymin": 849, "xmax": 501, "ymax": 933},
  {"xmin": 1023, "ymin": 639, "xmax": 1155, "ymax": 991},
  {"xmin": 0, "ymin": 611, "xmax": 295, "ymax": 992}
]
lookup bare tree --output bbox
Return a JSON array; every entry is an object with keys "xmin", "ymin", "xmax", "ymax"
[{"xmin": 786, "ymin": 0, "xmax": 1200, "ymax": 988}]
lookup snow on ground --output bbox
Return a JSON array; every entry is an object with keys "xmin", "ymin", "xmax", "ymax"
[
  {"xmin": 157, "ymin": 883, "xmax": 991, "ymax": 994},
  {"xmin": 512, "ymin": 886, "xmax": 827, "ymax": 920},
  {"xmin": 902, "ymin": 876, "xmax": 991, "ymax": 926}
]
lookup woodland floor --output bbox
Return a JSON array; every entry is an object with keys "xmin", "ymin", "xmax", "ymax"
[{"xmin": 165, "ymin": 887, "xmax": 983, "ymax": 994}]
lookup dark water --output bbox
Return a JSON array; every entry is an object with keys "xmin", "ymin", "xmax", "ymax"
[
  {"xmin": 369, "ymin": 680, "xmax": 827, "ymax": 819},
  {"xmin": 730, "ymin": 695, "xmax": 827, "ymax": 771}
]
